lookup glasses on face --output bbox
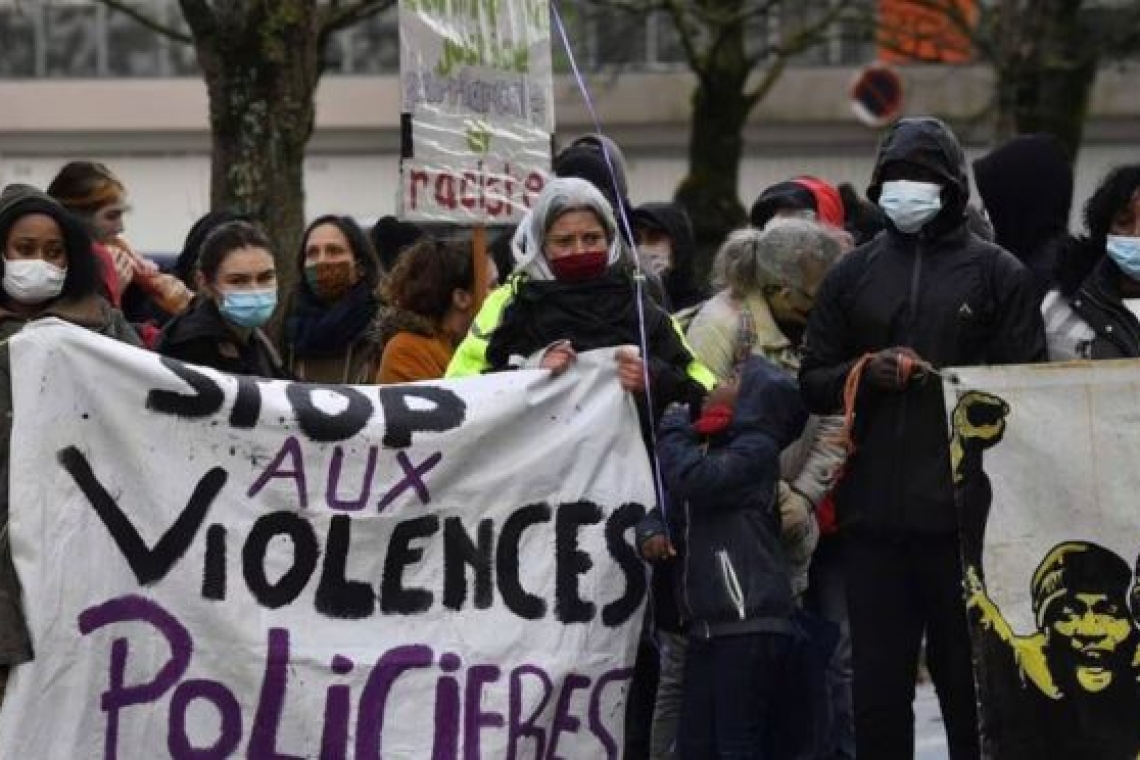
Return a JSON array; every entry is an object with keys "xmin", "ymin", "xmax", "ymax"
[{"xmin": 545, "ymin": 230, "xmax": 607, "ymax": 255}]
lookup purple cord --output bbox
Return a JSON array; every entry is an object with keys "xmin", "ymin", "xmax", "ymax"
[{"xmin": 550, "ymin": 0, "xmax": 673, "ymax": 531}]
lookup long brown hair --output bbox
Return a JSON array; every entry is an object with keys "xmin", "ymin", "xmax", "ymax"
[{"xmin": 384, "ymin": 238, "xmax": 474, "ymax": 321}]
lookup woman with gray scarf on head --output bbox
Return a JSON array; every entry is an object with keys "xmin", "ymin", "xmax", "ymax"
[{"xmin": 446, "ymin": 176, "xmax": 714, "ymax": 433}]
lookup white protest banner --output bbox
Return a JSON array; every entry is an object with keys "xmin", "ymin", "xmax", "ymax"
[
  {"xmin": 944, "ymin": 361, "xmax": 1140, "ymax": 759},
  {"xmin": 0, "ymin": 320, "xmax": 651, "ymax": 759},
  {"xmin": 399, "ymin": 0, "xmax": 553, "ymax": 223}
]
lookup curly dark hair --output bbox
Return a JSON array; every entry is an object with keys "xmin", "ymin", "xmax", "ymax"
[
  {"xmin": 1084, "ymin": 164, "xmax": 1140, "ymax": 245},
  {"xmin": 384, "ymin": 237, "xmax": 474, "ymax": 321},
  {"xmin": 1055, "ymin": 164, "xmax": 1140, "ymax": 295}
]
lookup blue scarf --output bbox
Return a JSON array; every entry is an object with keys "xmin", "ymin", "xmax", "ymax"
[{"xmin": 286, "ymin": 280, "xmax": 378, "ymax": 357}]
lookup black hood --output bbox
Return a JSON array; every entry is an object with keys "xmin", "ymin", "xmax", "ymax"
[
  {"xmin": 867, "ymin": 117, "xmax": 969, "ymax": 234},
  {"xmin": 0, "ymin": 189, "xmax": 98, "ymax": 300},
  {"xmin": 631, "ymin": 202, "xmax": 696, "ymax": 266},
  {"xmin": 631, "ymin": 201, "xmax": 706, "ymax": 309},
  {"xmin": 973, "ymin": 133, "xmax": 1073, "ymax": 262},
  {"xmin": 731, "ymin": 356, "xmax": 807, "ymax": 450}
]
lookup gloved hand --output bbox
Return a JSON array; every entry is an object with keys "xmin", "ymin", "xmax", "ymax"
[
  {"xmin": 778, "ymin": 481, "xmax": 818, "ymax": 548},
  {"xmin": 640, "ymin": 534, "xmax": 676, "ymax": 563},
  {"xmin": 862, "ymin": 346, "xmax": 924, "ymax": 393}
]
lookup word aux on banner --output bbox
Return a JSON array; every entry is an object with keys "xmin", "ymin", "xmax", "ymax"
[
  {"xmin": 0, "ymin": 320, "xmax": 652, "ymax": 759},
  {"xmin": 399, "ymin": 0, "xmax": 554, "ymax": 223},
  {"xmin": 944, "ymin": 361, "xmax": 1140, "ymax": 760}
]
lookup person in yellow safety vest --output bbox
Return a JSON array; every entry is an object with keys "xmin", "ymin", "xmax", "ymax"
[
  {"xmin": 446, "ymin": 177, "xmax": 714, "ymax": 436},
  {"xmin": 447, "ymin": 174, "xmax": 714, "ymax": 760}
]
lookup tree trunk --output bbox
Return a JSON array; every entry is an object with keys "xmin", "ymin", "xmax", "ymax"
[
  {"xmin": 674, "ymin": 76, "xmax": 752, "ymax": 276},
  {"xmin": 671, "ymin": 0, "xmax": 754, "ymax": 277},
  {"xmin": 203, "ymin": 66, "xmax": 315, "ymax": 295},
  {"xmin": 991, "ymin": 0, "xmax": 1097, "ymax": 161},
  {"xmin": 189, "ymin": 1, "xmax": 324, "ymax": 298}
]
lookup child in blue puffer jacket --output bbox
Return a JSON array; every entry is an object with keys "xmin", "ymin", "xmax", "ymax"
[{"xmin": 640, "ymin": 355, "xmax": 808, "ymax": 759}]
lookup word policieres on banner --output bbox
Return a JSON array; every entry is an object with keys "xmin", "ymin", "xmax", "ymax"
[{"xmin": 80, "ymin": 595, "xmax": 631, "ymax": 760}]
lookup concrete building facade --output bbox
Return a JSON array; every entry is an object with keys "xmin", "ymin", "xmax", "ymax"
[{"xmin": 0, "ymin": 2, "xmax": 1136, "ymax": 252}]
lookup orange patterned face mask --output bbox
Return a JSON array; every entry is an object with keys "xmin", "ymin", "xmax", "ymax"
[{"xmin": 304, "ymin": 259, "xmax": 356, "ymax": 302}]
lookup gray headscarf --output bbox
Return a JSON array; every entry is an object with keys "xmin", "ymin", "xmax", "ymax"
[{"xmin": 511, "ymin": 177, "xmax": 624, "ymax": 281}]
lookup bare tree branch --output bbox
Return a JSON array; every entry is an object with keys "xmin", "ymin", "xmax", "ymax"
[
  {"xmin": 663, "ymin": 0, "xmax": 708, "ymax": 78},
  {"xmin": 322, "ymin": 0, "xmax": 396, "ymax": 34},
  {"xmin": 178, "ymin": 0, "xmax": 220, "ymax": 39},
  {"xmin": 697, "ymin": 0, "xmax": 782, "ymax": 31},
  {"xmin": 94, "ymin": 0, "xmax": 193, "ymax": 44},
  {"xmin": 699, "ymin": 0, "xmax": 782, "ymax": 69},
  {"xmin": 743, "ymin": 2, "xmax": 852, "ymax": 100},
  {"xmin": 741, "ymin": 2, "xmax": 850, "ymax": 76},
  {"xmin": 580, "ymin": 0, "xmax": 667, "ymax": 15}
]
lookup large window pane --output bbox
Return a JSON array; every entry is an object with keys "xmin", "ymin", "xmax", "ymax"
[
  {"xmin": 651, "ymin": 11, "xmax": 688, "ymax": 67},
  {"xmin": 44, "ymin": 6, "xmax": 97, "ymax": 77},
  {"xmin": 0, "ymin": 7, "xmax": 38, "ymax": 77},
  {"xmin": 592, "ymin": 8, "xmax": 647, "ymax": 67},
  {"xmin": 347, "ymin": 6, "xmax": 398, "ymax": 74},
  {"xmin": 107, "ymin": 7, "xmax": 161, "ymax": 76}
]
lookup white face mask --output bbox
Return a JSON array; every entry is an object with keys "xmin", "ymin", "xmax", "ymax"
[
  {"xmin": 638, "ymin": 242, "xmax": 673, "ymax": 277},
  {"xmin": 3, "ymin": 259, "xmax": 67, "ymax": 304},
  {"xmin": 878, "ymin": 179, "xmax": 943, "ymax": 234}
]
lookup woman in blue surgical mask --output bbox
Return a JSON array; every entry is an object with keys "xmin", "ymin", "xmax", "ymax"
[
  {"xmin": 157, "ymin": 220, "xmax": 288, "ymax": 378},
  {"xmin": 1043, "ymin": 164, "xmax": 1140, "ymax": 360}
]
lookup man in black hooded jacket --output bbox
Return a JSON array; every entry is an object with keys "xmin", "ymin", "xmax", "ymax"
[{"xmin": 799, "ymin": 117, "xmax": 1046, "ymax": 760}]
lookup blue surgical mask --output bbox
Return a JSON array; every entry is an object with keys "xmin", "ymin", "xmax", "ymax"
[
  {"xmin": 878, "ymin": 180, "xmax": 943, "ymax": 234},
  {"xmin": 219, "ymin": 288, "xmax": 277, "ymax": 328},
  {"xmin": 1107, "ymin": 235, "xmax": 1140, "ymax": 281}
]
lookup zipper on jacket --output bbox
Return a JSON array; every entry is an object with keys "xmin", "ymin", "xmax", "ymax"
[
  {"xmin": 1080, "ymin": 287, "xmax": 1140, "ymax": 355},
  {"xmin": 716, "ymin": 549, "xmax": 747, "ymax": 620},
  {"xmin": 681, "ymin": 499, "xmax": 693, "ymax": 622},
  {"xmin": 891, "ymin": 240, "xmax": 923, "ymax": 524}
]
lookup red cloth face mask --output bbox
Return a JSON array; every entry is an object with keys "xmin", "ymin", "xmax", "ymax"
[
  {"xmin": 693, "ymin": 404, "xmax": 734, "ymax": 436},
  {"xmin": 548, "ymin": 250, "xmax": 608, "ymax": 283}
]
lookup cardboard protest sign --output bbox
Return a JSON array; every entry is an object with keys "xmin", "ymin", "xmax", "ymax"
[
  {"xmin": 0, "ymin": 320, "xmax": 651, "ymax": 759},
  {"xmin": 944, "ymin": 362, "xmax": 1140, "ymax": 760},
  {"xmin": 399, "ymin": 0, "xmax": 554, "ymax": 222}
]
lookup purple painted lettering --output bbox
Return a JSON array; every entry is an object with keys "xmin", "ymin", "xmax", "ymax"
[{"xmin": 248, "ymin": 436, "xmax": 308, "ymax": 509}]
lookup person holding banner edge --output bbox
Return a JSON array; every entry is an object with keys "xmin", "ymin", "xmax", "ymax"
[
  {"xmin": 799, "ymin": 116, "xmax": 1047, "ymax": 760},
  {"xmin": 0, "ymin": 186, "xmax": 142, "ymax": 703},
  {"xmin": 445, "ymin": 176, "xmax": 714, "ymax": 759},
  {"xmin": 445, "ymin": 176, "xmax": 714, "ymax": 431}
]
